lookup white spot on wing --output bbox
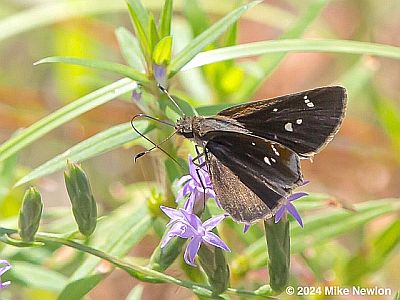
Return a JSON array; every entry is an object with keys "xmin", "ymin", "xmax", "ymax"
[
  {"xmin": 273, "ymin": 108, "xmax": 278, "ymax": 112},
  {"xmin": 271, "ymin": 144, "xmax": 280, "ymax": 156},
  {"xmin": 296, "ymin": 119, "xmax": 303, "ymax": 125},
  {"xmin": 304, "ymin": 99, "xmax": 310, "ymax": 103},
  {"xmin": 251, "ymin": 142, "xmax": 256, "ymax": 146},
  {"xmin": 284, "ymin": 122, "xmax": 293, "ymax": 132},
  {"xmin": 264, "ymin": 156, "xmax": 271, "ymax": 165},
  {"xmin": 307, "ymin": 102, "xmax": 314, "ymax": 108},
  {"xmin": 304, "ymin": 95, "xmax": 308, "ymax": 99},
  {"xmin": 271, "ymin": 157, "xmax": 276, "ymax": 163}
]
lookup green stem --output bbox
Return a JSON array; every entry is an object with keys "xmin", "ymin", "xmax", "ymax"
[{"xmin": 0, "ymin": 228, "xmax": 273, "ymax": 298}]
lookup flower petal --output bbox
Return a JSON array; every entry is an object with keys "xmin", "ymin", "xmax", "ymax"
[
  {"xmin": 184, "ymin": 236, "xmax": 202, "ymax": 266},
  {"xmin": 0, "ymin": 260, "xmax": 11, "ymax": 276},
  {"xmin": 243, "ymin": 224, "xmax": 250, "ymax": 233},
  {"xmin": 177, "ymin": 175, "xmax": 192, "ymax": 186},
  {"xmin": 188, "ymin": 155, "xmax": 198, "ymax": 178},
  {"xmin": 203, "ymin": 214, "xmax": 226, "ymax": 231},
  {"xmin": 286, "ymin": 202, "xmax": 304, "ymax": 227},
  {"xmin": 287, "ymin": 192, "xmax": 308, "ymax": 202},
  {"xmin": 274, "ymin": 206, "xmax": 285, "ymax": 223},
  {"xmin": 161, "ymin": 222, "xmax": 193, "ymax": 248},
  {"xmin": 176, "ymin": 181, "xmax": 192, "ymax": 203},
  {"xmin": 183, "ymin": 195, "xmax": 196, "ymax": 213},
  {"xmin": 160, "ymin": 206, "xmax": 182, "ymax": 220},
  {"xmin": 0, "ymin": 281, "xmax": 11, "ymax": 289},
  {"xmin": 180, "ymin": 208, "xmax": 202, "ymax": 230},
  {"xmin": 203, "ymin": 232, "xmax": 230, "ymax": 252}
]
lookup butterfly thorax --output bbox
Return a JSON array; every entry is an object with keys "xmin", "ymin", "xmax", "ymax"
[{"xmin": 176, "ymin": 115, "xmax": 249, "ymax": 147}]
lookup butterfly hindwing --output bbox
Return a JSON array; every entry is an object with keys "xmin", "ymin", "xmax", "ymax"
[
  {"xmin": 217, "ymin": 86, "xmax": 347, "ymax": 156},
  {"xmin": 208, "ymin": 154, "xmax": 278, "ymax": 223},
  {"xmin": 204, "ymin": 131, "xmax": 303, "ymax": 210}
]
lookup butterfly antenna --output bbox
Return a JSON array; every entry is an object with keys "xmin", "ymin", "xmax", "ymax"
[
  {"xmin": 157, "ymin": 84, "xmax": 185, "ymax": 116},
  {"xmin": 130, "ymin": 114, "xmax": 183, "ymax": 169}
]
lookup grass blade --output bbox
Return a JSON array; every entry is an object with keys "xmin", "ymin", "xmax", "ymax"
[
  {"xmin": 168, "ymin": 1, "xmax": 261, "ymax": 75},
  {"xmin": 35, "ymin": 56, "xmax": 149, "ymax": 83},
  {"xmin": 182, "ymin": 39, "xmax": 400, "ymax": 70},
  {"xmin": 15, "ymin": 121, "xmax": 152, "ymax": 186},
  {"xmin": 0, "ymin": 78, "xmax": 136, "ymax": 162}
]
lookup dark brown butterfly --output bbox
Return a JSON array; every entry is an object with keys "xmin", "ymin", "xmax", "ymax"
[{"xmin": 174, "ymin": 86, "xmax": 347, "ymax": 224}]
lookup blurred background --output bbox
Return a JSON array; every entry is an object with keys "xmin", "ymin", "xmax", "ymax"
[{"xmin": 0, "ymin": 0, "xmax": 399, "ymax": 299}]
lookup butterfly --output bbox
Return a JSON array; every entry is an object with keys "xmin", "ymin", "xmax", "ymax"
[{"xmin": 174, "ymin": 86, "xmax": 347, "ymax": 224}]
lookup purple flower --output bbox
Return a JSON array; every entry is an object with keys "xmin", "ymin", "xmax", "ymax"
[
  {"xmin": 275, "ymin": 192, "xmax": 308, "ymax": 227},
  {"xmin": 153, "ymin": 64, "xmax": 167, "ymax": 87},
  {"xmin": 176, "ymin": 155, "xmax": 217, "ymax": 213},
  {"xmin": 0, "ymin": 260, "xmax": 11, "ymax": 289},
  {"xmin": 160, "ymin": 206, "xmax": 230, "ymax": 266}
]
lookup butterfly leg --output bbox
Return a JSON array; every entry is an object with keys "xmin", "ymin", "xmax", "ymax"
[
  {"xmin": 195, "ymin": 167, "xmax": 207, "ymax": 213},
  {"xmin": 191, "ymin": 145, "xmax": 204, "ymax": 165}
]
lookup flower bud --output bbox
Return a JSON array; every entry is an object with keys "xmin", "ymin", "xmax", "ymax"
[
  {"xmin": 149, "ymin": 236, "xmax": 185, "ymax": 272},
  {"xmin": 64, "ymin": 161, "xmax": 97, "ymax": 236},
  {"xmin": 18, "ymin": 186, "xmax": 43, "ymax": 242},
  {"xmin": 264, "ymin": 217, "xmax": 290, "ymax": 293},
  {"xmin": 198, "ymin": 243, "xmax": 230, "ymax": 294}
]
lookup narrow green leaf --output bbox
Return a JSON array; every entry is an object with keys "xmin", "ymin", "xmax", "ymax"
[
  {"xmin": 224, "ymin": 21, "xmax": 238, "ymax": 48},
  {"xmin": 159, "ymin": 0, "xmax": 173, "ymax": 37},
  {"xmin": 159, "ymin": 94, "xmax": 197, "ymax": 117},
  {"xmin": 16, "ymin": 121, "xmax": 152, "ymax": 186},
  {"xmin": 115, "ymin": 27, "xmax": 146, "ymax": 72},
  {"xmin": 127, "ymin": 2, "xmax": 151, "ymax": 63},
  {"xmin": 8, "ymin": 261, "xmax": 67, "ymax": 292},
  {"xmin": 153, "ymin": 36, "xmax": 173, "ymax": 65},
  {"xmin": 169, "ymin": 1, "xmax": 261, "ymax": 75},
  {"xmin": 184, "ymin": 0, "xmax": 210, "ymax": 37},
  {"xmin": 371, "ymin": 93, "xmax": 400, "ymax": 160},
  {"xmin": 126, "ymin": 0, "xmax": 149, "ymax": 31},
  {"xmin": 196, "ymin": 103, "xmax": 234, "ymax": 116},
  {"xmin": 182, "ymin": 39, "xmax": 400, "ymax": 71},
  {"xmin": 35, "ymin": 56, "xmax": 149, "ymax": 83},
  {"xmin": 0, "ymin": 78, "xmax": 136, "ymax": 162},
  {"xmin": 148, "ymin": 13, "xmax": 160, "ymax": 52},
  {"xmin": 371, "ymin": 219, "xmax": 400, "ymax": 261},
  {"xmin": 57, "ymin": 274, "xmax": 104, "ymax": 300},
  {"xmin": 291, "ymin": 199, "xmax": 400, "ymax": 253}
]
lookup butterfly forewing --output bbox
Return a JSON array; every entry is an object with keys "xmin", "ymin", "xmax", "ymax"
[
  {"xmin": 217, "ymin": 86, "xmax": 347, "ymax": 156},
  {"xmin": 204, "ymin": 131, "xmax": 303, "ymax": 209}
]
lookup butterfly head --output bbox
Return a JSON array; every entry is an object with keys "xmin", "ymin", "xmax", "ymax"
[{"xmin": 175, "ymin": 116, "xmax": 194, "ymax": 139}]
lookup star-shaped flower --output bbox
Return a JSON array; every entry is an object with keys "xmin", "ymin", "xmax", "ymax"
[
  {"xmin": 160, "ymin": 206, "xmax": 230, "ymax": 266},
  {"xmin": 176, "ymin": 155, "xmax": 217, "ymax": 213},
  {"xmin": 0, "ymin": 260, "xmax": 11, "ymax": 289},
  {"xmin": 275, "ymin": 192, "xmax": 308, "ymax": 227}
]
